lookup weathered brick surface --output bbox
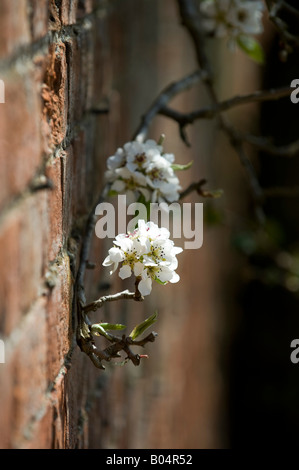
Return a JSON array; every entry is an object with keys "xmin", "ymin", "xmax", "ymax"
[
  {"xmin": 0, "ymin": 0, "xmax": 31, "ymax": 59},
  {"xmin": 28, "ymin": 0, "xmax": 49, "ymax": 41},
  {"xmin": 0, "ymin": 67, "xmax": 43, "ymax": 210},
  {"xmin": 0, "ymin": 0, "xmax": 104, "ymax": 449},
  {"xmin": 42, "ymin": 42, "xmax": 68, "ymax": 149},
  {"xmin": 0, "ymin": 194, "xmax": 48, "ymax": 336},
  {"xmin": 45, "ymin": 252, "xmax": 72, "ymax": 383},
  {"xmin": 0, "ymin": 296, "xmax": 48, "ymax": 448},
  {"xmin": 0, "ymin": 0, "xmax": 230, "ymax": 449}
]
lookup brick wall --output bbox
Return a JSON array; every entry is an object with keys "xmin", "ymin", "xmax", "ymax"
[
  {"xmin": 0, "ymin": 0, "xmax": 247, "ymax": 449},
  {"xmin": 0, "ymin": 0, "xmax": 112, "ymax": 448}
]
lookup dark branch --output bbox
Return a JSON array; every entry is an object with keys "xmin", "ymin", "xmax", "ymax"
[
  {"xmin": 133, "ymin": 69, "xmax": 208, "ymax": 142},
  {"xmin": 241, "ymin": 135, "xmax": 299, "ymax": 158},
  {"xmin": 159, "ymin": 86, "xmax": 291, "ymax": 126},
  {"xmin": 266, "ymin": 0, "xmax": 299, "ymax": 51},
  {"xmin": 179, "ymin": 178, "xmax": 223, "ymax": 201}
]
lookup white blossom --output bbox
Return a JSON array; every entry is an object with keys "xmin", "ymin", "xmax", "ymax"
[
  {"xmin": 102, "ymin": 220, "xmax": 183, "ymax": 296},
  {"xmin": 105, "ymin": 138, "xmax": 182, "ymax": 204},
  {"xmin": 200, "ymin": 0, "xmax": 264, "ymax": 39}
]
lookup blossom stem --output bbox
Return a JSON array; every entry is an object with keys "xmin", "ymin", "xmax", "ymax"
[
  {"xmin": 179, "ymin": 178, "xmax": 207, "ymax": 200},
  {"xmin": 83, "ymin": 287, "xmax": 144, "ymax": 314}
]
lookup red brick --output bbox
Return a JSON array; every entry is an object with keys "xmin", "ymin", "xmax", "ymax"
[
  {"xmin": 49, "ymin": 373, "xmax": 67, "ymax": 448},
  {"xmin": 42, "ymin": 42, "xmax": 68, "ymax": 149},
  {"xmin": 27, "ymin": 0, "xmax": 49, "ymax": 41},
  {"xmin": 0, "ymin": 193, "xmax": 48, "ymax": 336},
  {"xmin": 49, "ymin": 0, "xmax": 92, "ymax": 28},
  {"xmin": 49, "ymin": 0, "xmax": 61, "ymax": 31},
  {"xmin": 60, "ymin": 0, "xmax": 79, "ymax": 25},
  {"xmin": 23, "ymin": 404, "xmax": 53, "ymax": 449},
  {"xmin": 0, "ymin": 68, "xmax": 43, "ymax": 210},
  {"xmin": 0, "ymin": 297, "xmax": 48, "ymax": 448},
  {"xmin": 0, "ymin": 0, "xmax": 31, "ymax": 59},
  {"xmin": 45, "ymin": 155, "xmax": 64, "ymax": 261},
  {"xmin": 47, "ymin": 350, "xmax": 96, "ymax": 449},
  {"xmin": 46, "ymin": 252, "xmax": 73, "ymax": 383}
]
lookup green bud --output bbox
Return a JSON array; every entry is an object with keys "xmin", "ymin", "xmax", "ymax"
[{"xmin": 129, "ymin": 312, "xmax": 158, "ymax": 340}]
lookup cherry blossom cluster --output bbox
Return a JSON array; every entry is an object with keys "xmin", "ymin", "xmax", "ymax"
[
  {"xmin": 103, "ymin": 220, "xmax": 183, "ymax": 296},
  {"xmin": 105, "ymin": 139, "xmax": 181, "ymax": 204},
  {"xmin": 199, "ymin": 0, "xmax": 264, "ymax": 39}
]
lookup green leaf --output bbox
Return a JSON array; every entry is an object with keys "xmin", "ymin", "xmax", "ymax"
[
  {"xmin": 171, "ymin": 161, "xmax": 193, "ymax": 171},
  {"xmin": 129, "ymin": 312, "xmax": 158, "ymax": 340},
  {"xmin": 237, "ymin": 36, "xmax": 265, "ymax": 64},
  {"xmin": 91, "ymin": 322, "xmax": 126, "ymax": 339},
  {"xmin": 97, "ymin": 323, "xmax": 127, "ymax": 331}
]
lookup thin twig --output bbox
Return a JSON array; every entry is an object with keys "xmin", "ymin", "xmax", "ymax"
[
  {"xmin": 241, "ymin": 134, "xmax": 299, "ymax": 158},
  {"xmin": 159, "ymin": 86, "xmax": 291, "ymax": 125},
  {"xmin": 266, "ymin": 0, "xmax": 299, "ymax": 49},
  {"xmin": 83, "ymin": 288, "xmax": 144, "ymax": 314},
  {"xmin": 179, "ymin": 179, "xmax": 207, "ymax": 200},
  {"xmin": 102, "ymin": 332, "xmax": 158, "ymax": 367},
  {"xmin": 179, "ymin": 178, "xmax": 223, "ymax": 201},
  {"xmin": 133, "ymin": 69, "xmax": 208, "ymax": 142}
]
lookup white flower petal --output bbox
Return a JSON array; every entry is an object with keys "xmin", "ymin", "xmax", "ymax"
[
  {"xmin": 133, "ymin": 261, "xmax": 145, "ymax": 277},
  {"xmin": 138, "ymin": 277, "xmax": 152, "ymax": 296},
  {"xmin": 107, "ymin": 150, "xmax": 125, "ymax": 170},
  {"xmin": 173, "ymin": 246, "xmax": 183, "ymax": 255},
  {"xmin": 111, "ymin": 179, "xmax": 126, "ymax": 192},
  {"xmin": 115, "ymin": 236, "xmax": 133, "ymax": 252},
  {"xmin": 102, "ymin": 219, "xmax": 183, "ymax": 292},
  {"xmin": 157, "ymin": 267, "xmax": 174, "ymax": 283},
  {"xmin": 169, "ymin": 271, "xmax": 180, "ymax": 283},
  {"xmin": 143, "ymin": 256, "xmax": 158, "ymax": 267},
  {"xmin": 108, "ymin": 246, "xmax": 125, "ymax": 262},
  {"xmin": 102, "ymin": 255, "xmax": 113, "ymax": 266},
  {"xmin": 119, "ymin": 264, "xmax": 132, "ymax": 280}
]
